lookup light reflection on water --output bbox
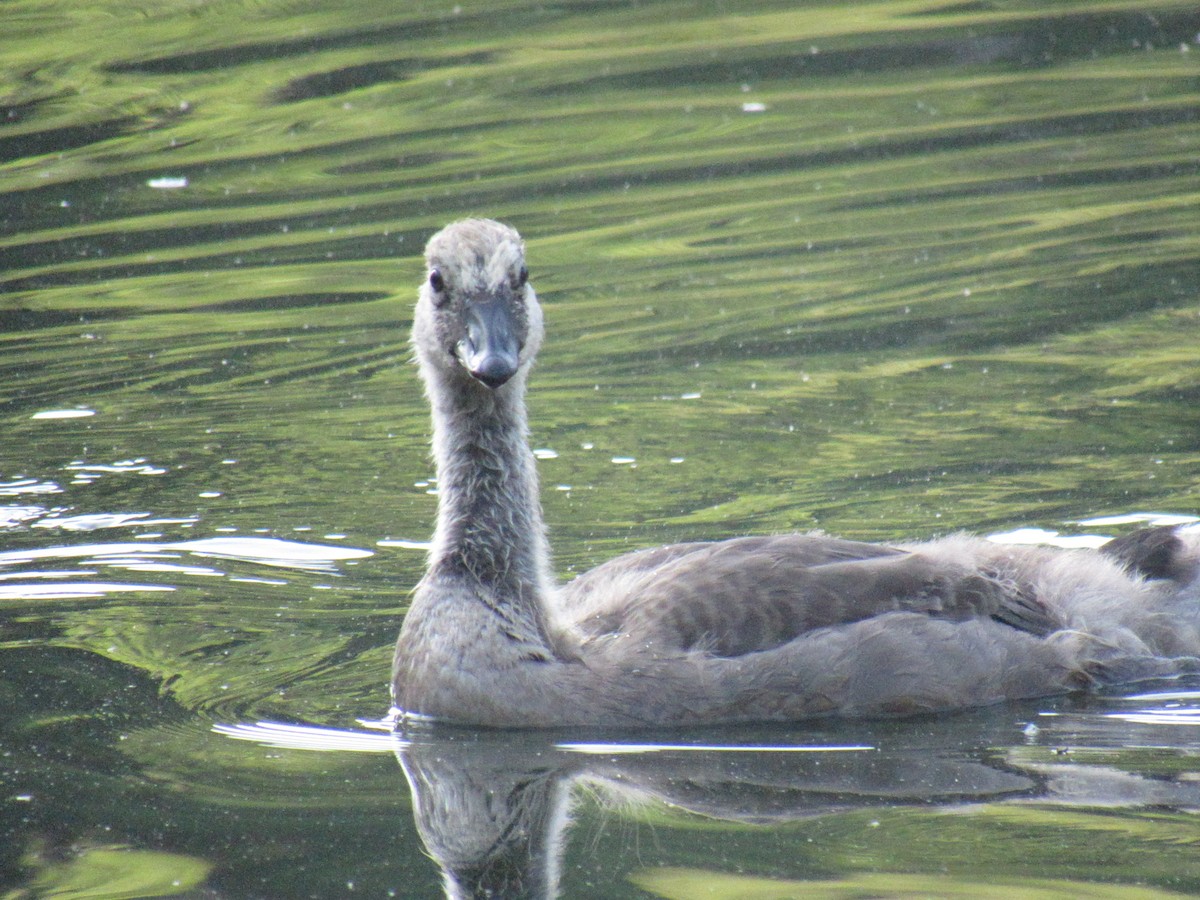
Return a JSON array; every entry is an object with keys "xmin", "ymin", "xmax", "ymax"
[
  {"xmin": 0, "ymin": 535, "xmax": 371, "ymax": 596},
  {"xmin": 988, "ymin": 512, "xmax": 1200, "ymax": 550},
  {"xmin": 0, "ymin": 536, "xmax": 372, "ymax": 570},
  {"xmin": 1104, "ymin": 688, "xmax": 1200, "ymax": 727}
]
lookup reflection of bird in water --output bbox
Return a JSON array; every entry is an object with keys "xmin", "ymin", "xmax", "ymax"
[
  {"xmin": 395, "ymin": 717, "xmax": 1200, "ymax": 899},
  {"xmin": 397, "ymin": 727, "xmax": 1030, "ymax": 900},
  {"xmin": 392, "ymin": 218, "xmax": 1200, "ymax": 727}
]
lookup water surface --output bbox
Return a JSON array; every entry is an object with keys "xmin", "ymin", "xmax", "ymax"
[{"xmin": 3, "ymin": 0, "xmax": 1200, "ymax": 896}]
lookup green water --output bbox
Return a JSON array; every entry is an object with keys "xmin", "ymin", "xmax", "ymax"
[{"xmin": 3, "ymin": 0, "xmax": 1200, "ymax": 896}]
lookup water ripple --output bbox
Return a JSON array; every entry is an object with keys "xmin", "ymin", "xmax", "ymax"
[
  {"xmin": 214, "ymin": 720, "xmax": 400, "ymax": 753},
  {"xmin": 0, "ymin": 536, "xmax": 371, "ymax": 570},
  {"xmin": 0, "ymin": 536, "xmax": 374, "ymax": 602}
]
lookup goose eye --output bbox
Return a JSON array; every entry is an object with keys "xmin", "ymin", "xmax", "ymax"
[
  {"xmin": 429, "ymin": 268, "xmax": 445, "ymax": 294},
  {"xmin": 517, "ymin": 265, "xmax": 528, "ymax": 287}
]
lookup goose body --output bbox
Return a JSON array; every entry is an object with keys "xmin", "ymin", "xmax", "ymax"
[{"xmin": 392, "ymin": 219, "xmax": 1200, "ymax": 728}]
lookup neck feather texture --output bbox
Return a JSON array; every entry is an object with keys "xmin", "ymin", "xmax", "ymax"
[{"xmin": 426, "ymin": 372, "xmax": 558, "ymax": 652}]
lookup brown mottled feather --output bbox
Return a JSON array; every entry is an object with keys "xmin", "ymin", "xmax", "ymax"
[
  {"xmin": 1101, "ymin": 525, "xmax": 1192, "ymax": 581},
  {"xmin": 566, "ymin": 534, "xmax": 1057, "ymax": 654}
]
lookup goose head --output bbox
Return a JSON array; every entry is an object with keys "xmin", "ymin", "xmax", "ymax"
[{"xmin": 413, "ymin": 219, "xmax": 543, "ymax": 392}]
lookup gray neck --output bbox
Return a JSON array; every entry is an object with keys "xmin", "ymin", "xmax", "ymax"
[{"xmin": 426, "ymin": 372, "xmax": 557, "ymax": 651}]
